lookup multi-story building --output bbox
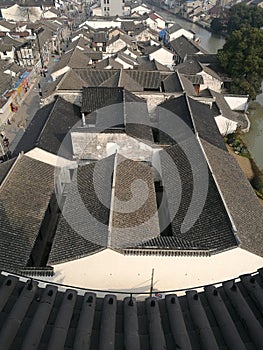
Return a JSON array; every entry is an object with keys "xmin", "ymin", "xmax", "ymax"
[{"xmin": 101, "ymin": 0, "xmax": 125, "ymax": 16}]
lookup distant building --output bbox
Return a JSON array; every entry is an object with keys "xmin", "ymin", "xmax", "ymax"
[{"xmin": 101, "ymin": 0, "xmax": 125, "ymax": 16}]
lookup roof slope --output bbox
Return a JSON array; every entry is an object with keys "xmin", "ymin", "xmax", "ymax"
[
  {"xmin": 82, "ymin": 86, "xmax": 123, "ymax": 113},
  {"xmin": 13, "ymin": 101, "xmax": 55, "ymax": 157},
  {"xmin": 49, "ymin": 155, "xmax": 115, "ymax": 265},
  {"xmin": 0, "ymin": 155, "xmax": 54, "ymax": 271},
  {"xmin": 160, "ymin": 140, "xmax": 237, "ymax": 252},
  {"xmin": 13, "ymin": 97, "xmax": 81, "ymax": 158},
  {"xmin": 201, "ymin": 139, "xmax": 263, "ymax": 257},
  {"xmin": 158, "ymin": 94, "xmax": 226, "ymax": 150},
  {"xmin": 51, "ymin": 48, "xmax": 91, "ymax": 73},
  {"xmin": 0, "ymin": 269, "xmax": 262, "ymax": 349},
  {"xmin": 169, "ymin": 35, "xmax": 206, "ymax": 59},
  {"xmin": 111, "ymin": 156, "xmax": 159, "ymax": 248}
]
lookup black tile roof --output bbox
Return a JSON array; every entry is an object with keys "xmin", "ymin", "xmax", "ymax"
[
  {"xmin": 111, "ymin": 156, "xmax": 159, "ymax": 248},
  {"xmin": 81, "ymin": 87, "xmax": 154, "ymax": 142},
  {"xmin": 0, "ymin": 157, "xmax": 16, "ymax": 185},
  {"xmin": 13, "ymin": 97, "xmax": 81, "ymax": 158},
  {"xmin": 162, "ymin": 71, "xmax": 184, "ymax": 92},
  {"xmin": 81, "ymin": 86, "xmax": 123, "ymax": 113},
  {"xmin": 188, "ymin": 97, "xmax": 227, "ymax": 150},
  {"xmin": 49, "ymin": 155, "xmax": 115, "ymax": 265},
  {"xmin": 169, "ymin": 36, "xmax": 206, "ymax": 60},
  {"xmin": 201, "ymin": 139, "xmax": 263, "ymax": 257},
  {"xmin": 157, "ymin": 94, "xmax": 226, "ymax": 150},
  {"xmin": 121, "ymin": 70, "xmax": 161, "ymax": 90},
  {"xmin": 175, "ymin": 58, "xmax": 203, "ymax": 75},
  {"xmin": 51, "ymin": 48, "xmax": 91, "ymax": 74},
  {"xmin": 0, "ymin": 0, "xmax": 54, "ymax": 7},
  {"xmin": 0, "ymin": 269, "xmax": 262, "ymax": 349},
  {"xmin": 209, "ymin": 89, "xmax": 248, "ymax": 128},
  {"xmin": 160, "ymin": 140, "xmax": 237, "ymax": 252},
  {"xmin": 13, "ymin": 101, "xmax": 55, "ymax": 157},
  {"xmin": 0, "ymin": 155, "xmax": 55, "ymax": 271}
]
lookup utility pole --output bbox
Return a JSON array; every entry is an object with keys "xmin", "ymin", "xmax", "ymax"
[
  {"xmin": 150, "ymin": 268, "xmax": 154, "ymax": 297},
  {"xmin": 35, "ymin": 28, "xmax": 44, "ymax": 70}
]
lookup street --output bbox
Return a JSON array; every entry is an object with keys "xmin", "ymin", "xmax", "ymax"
[{"xmin": 1, "ymin": 54, "xmax": 60, "ymax": 154}]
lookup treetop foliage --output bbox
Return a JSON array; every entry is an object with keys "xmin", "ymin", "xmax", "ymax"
[
  {"xmin": 227, "ymin": 3, "xmax": 263, "ymax": 34},
  {"xmin": 218, "ymin": 26, "xmax": 263, "ymax": 99}
]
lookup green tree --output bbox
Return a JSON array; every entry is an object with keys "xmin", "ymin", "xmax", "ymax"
[
  {"xmin": 218, "ymin": 27, "xmax": 263, "ymax": 100},
  {"xmin": 227, "ymin": 3, "xmax": 263, "ymax": 34},
  {"xmin": 210, "ymin": 18, "xmax": 224, "ymax": 34}
]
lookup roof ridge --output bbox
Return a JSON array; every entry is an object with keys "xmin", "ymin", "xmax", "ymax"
[{"xmin": 0, "ymin": 154, "xmax": 21, "ymax": 192}]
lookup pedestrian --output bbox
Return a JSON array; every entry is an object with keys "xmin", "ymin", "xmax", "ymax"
[{"xmin": 7, "ymin": 119, "xmax": 11, "ymax": 125}]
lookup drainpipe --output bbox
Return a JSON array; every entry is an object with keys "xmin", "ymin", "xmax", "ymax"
[{"xmin": 81, "ymin": 112, "xmax": 86, "ymax": 127}]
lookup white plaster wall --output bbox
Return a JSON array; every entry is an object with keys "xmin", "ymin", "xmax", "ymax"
[
  {"xmin": 149, "ymin": 48, "xmax": 174, "ymax": 66},
  {"xmin": 106, "ymin": 39, "xmax": 126, "ymax": 54},
  {"xmin": 145, "ymin": 18, "xmax": 158, "ymax": 31},
  {"xmin": 0, "ymin": 48, "xmax": 14, "ymax": 61},
  {"xmin": 199, "ymin": 71, "xmax": 222, "ymax": 92},
  {"xmin": 92, "ymin": 7, "xmax": 102, "ymax": 16},
  {"xmin": 215, "ymin": 115, "xmax": 238, "ymax": 136},
  {"xmin": 169, "ymin": 29, "xmax": 194, "ymax": 41},
  {"xmin": 115, "ymin": 57, "xmax": 134, "ymax": 69},
  {"xmin": 84, "ymin": 20, "xmax": 121, "ymax": 29},
  {"xmin": 0, "ymin": 25, "xmax": 11, "ymax": 32},
  {"xmin": 51, "ymin": 65, "xmax": 70, "ymax": 80},
  {"xmin": 224, "ymin": 96, "xmax": 248, "ymax": 112},
  {"xmin": 131, "ymin": 5, "xmax": 152, "ymax": 14}
]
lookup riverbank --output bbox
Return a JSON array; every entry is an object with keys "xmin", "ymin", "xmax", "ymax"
[
  {"xmin": 225, "ymin": 134, "xmax": 263, "ymax": 204},
  {"xmin": 146, "ymin": 1, "xmax": 212, "ymax": 31}
]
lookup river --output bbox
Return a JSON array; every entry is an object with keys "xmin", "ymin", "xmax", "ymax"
[{"xmin": 152, "ymin": 4, "xmax": 263, "ymax": 170}]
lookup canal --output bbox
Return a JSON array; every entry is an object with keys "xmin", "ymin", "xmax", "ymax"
[{"xmin": 152, "ymin": 4, "xmax": 263, "ymax": 170}]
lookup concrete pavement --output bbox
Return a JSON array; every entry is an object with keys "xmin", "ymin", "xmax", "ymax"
[
  {"xmin": 1, "ymin": 54, "xmax": 60, "ymax": 154},
  {"xmin": 1, "ymin": 78, "xmax": 41, "ymax": 153}
]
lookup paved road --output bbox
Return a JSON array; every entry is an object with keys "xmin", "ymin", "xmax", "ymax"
[
  {"xmin": 0, "ymin": 78, "xmax": 41, "ymax": 155},
  {"xmin": 1, "ymin": 55, "xmax": 59, "ymax": 154}
]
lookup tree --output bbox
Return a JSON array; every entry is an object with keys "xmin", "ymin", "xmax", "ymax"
[
  {"xmin": 210, "ymin": 18, "xmax": 224, "ymax": 34},
  {"xmin": 218, "ymin": 27, "xmax": 263, "ymax": 100},
  {"xmin": 227, "ymin": 3, "xmax": 263, "ymax": 34}
]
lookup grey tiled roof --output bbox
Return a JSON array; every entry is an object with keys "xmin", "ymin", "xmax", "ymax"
[
  {"xmin": 136, "ymin": 58, "xmax": 157, "ymax": 71},
  {"xmin": 13, "ymin": 97, "xmax": 81, "ymax": 158},
  {"xmin": 81, "ymin": 87, "xmax": 153, "ymax": 141},
  {"xmin": 160, "ymin": 141, "xmax": 237, "ymax": 252},
  {"xmin": 169, "ymin": 36, "xmax": 206, "ymax": 60},
  {"xmin": 121, "ymin": 70, "xmax": 161, "ymax": 90},
  {"xmin": 175, "ymin": 59, "xmax": 202, "ymax": 75},
  {"xmin": 51, "ymin": 48, "xmax": 91, "ymax": 73},
  {"xmin": 201, "ymin": 139, "xmax": 263, "ymax": 257},
  {"xmin": 0, "ymin": 155, "xmax": 55, "ymax": 271},
  {"xmin": 162, "ymin": 71, "xmax": 184, "ymax": 92},
  {"xmin": 158, "ymin": 94, "xmax": 226, "ymax": 150},
  {"xmin": 81, "ymin": 86, "xmax": 123, "ymax": 113},
  {"xmin": 0, "ymin": 0, "xmax": 54, "ymax": 7},
  {"xmin": 0, "ymin": 269, "xmax": 262, "ymax": 348},
  {"xmin": 49, "ymin": 156, "xmax": 115, "ymax": 265},
  {"xmin": 49, "ymin": 155, "xmax": 159, "ymax": 262},
  {"xmin": 209, "ymin": 89, "xmax": 248, "ymax": 128},
  {"xmin": 111, "ymin": 156, "xmax": 159, "ymax": 248},
  {"xmin": 0, "ymin": 157, "xmax": 16, "ymax": 185},
  {"xmin": 188, "ymin": 97, "xmax": 227, "ymax": 150}
]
